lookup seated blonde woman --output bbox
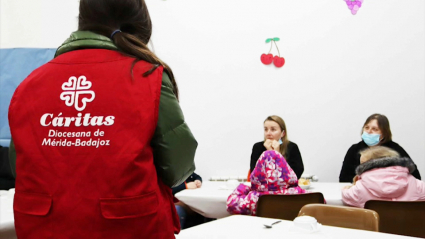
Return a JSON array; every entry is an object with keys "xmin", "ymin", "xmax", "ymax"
[{"xmin": 342, "ymin": 146, "xmax": 425, "ymax": 208}]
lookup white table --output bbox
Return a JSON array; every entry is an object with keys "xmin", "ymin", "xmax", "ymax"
[
  {"xmin": 0, "ymin": 182, "xmax": 351, "ymax": 239},
  {"xmin": 175, "ymin": 215, "xmax": 421, "ymax": 239},
  {"xmin": 0, "ymin": 189, "xmax": 17, "ymax": 239},
  {"xmin": 175, "ymin": 181, "xmax": 351, "ymax": 219}
]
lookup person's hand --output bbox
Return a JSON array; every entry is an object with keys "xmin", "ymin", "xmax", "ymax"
[
  {"xmin": 186, "ymin": 182, "xmax": 197, "ymax": 189},
  {"xmin": 271, "ymin": 140, "xmax": 280, "ymax": 151},
  {"xmin": 264, "ymin": 139, "xmax": 273, "ymax": 150},
  {"xmin": 352, "ymin": 175, "xmax": 359, "ymax": 185},
  {"xmin": 342, "ymin": 185, "xmax": 353, "ymax": 190},
  {"xmin": 194, "ymin": 180, "xmax": 202, "ymax": 188}
]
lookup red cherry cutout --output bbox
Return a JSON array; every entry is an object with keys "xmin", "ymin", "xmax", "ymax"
[
  {"xmin": 273, "ymin": 56, "xmax": 285, "ymax": 67},
  {"xmin": 261, "ymin": 53, "xmax": 273, "ymax": 65}
]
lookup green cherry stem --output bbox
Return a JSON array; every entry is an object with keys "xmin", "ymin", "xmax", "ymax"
[{"xmin": 273, "ymin": 40, "xmax": 280, "ymax": 57}]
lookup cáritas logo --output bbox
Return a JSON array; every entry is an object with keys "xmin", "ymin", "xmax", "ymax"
[
  {"xmin": 60, "ymin": 76, "xmax": 95, "ymax": 111},
  {"xmin": 39, "ymin": 76, "xmax": 115, "ymax": 127}
]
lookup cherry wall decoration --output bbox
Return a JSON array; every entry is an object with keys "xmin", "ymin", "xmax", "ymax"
[
  {"xmin": 260, "ymin": 37, "xmax": 285, "ymax": 68},
  {"xmin": 344, "ymin": 0, "xmax": 363, "ymax": 15}
]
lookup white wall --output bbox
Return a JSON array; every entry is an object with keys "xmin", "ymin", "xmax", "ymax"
[
  {"xmin": 1, "ymin": 0, "xmax": 424, "ymax": 182},
  {"xmin": 0, "ymin": 0, "xmax": 79, "ymax": 48}
]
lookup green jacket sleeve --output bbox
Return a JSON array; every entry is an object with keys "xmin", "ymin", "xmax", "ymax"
[
  {"xmin": 151, "ymin": 72, "xmax": 197, "ymax": 187},
  {"xmin": 9, "ymin": 139, "xmax": 16, "ymax": 178}
]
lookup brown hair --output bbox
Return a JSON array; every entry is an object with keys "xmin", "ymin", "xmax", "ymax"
[
  {"xmin": 264, "ymin": 115, "xmax": 289, "ymax": 157},
  {"xmin": 78, "ymin": 0, "xmax": 179, "ymax": 99},
  {"xmin": 362, "ymin": 113, "xmax": 392, "ymax": 144},
  {"xmin": 359, "ymin": 146, "xmax": 399, "ymax": 164}
]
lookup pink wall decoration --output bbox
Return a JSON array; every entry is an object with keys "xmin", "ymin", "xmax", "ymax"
[{"xmin": 344, "ymin": 0, "xmax": 363, "ymax": 15}]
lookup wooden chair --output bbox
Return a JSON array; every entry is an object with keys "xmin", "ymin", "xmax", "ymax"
[
  {"xmin": 256, "ymin": 193, "xmax": 325, "ymax": 220},
  {"xmin": 365, "ymin": 200, "xmax": 425, "ymax": 238},
  {"xmin": 298, "ymin": 204, "xmax": 379, "ymax": 231}
]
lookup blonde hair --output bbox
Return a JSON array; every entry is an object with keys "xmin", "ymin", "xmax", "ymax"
[
  {"xmin": 264, "ymin": 115, "xmax": 289, "ymax": 157},
  {"xmin": 359, "ymin": 146, "xmax": 399, "ymax": 164}
]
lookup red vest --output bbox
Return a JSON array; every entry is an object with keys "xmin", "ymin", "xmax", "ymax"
[{"xmin": 9, "ymin": 49, "xmax": 179, "ymax": 238}]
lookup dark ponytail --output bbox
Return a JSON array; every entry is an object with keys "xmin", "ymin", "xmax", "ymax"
[
  {"xmin": 78, "ymin": 0, "xmax": 179, "ymax": 99},
  {"xmin": 111, "ymin": 31, "xmax": 179, "ymax": 99}
]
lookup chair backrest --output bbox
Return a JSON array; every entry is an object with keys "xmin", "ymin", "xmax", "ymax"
[
  {"xmin": 364, "ymin": 200, "xmax": 425, "ymax": 238},
  {"xmin": 256, "ymin": 193, "xmax": 324, "ymax": 220},
  {"xmin": 298, "ymin": 204, "xmax": 379, "ymax": 231}
]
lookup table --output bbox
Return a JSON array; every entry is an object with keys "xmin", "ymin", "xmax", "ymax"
[
  {"xmin": 0, "ymin": 189, "xmax": 17, "ymax": 239},
  {"xmin": 0, "ymin": 182, "xmax": 350, "ymax": 239},
  {"xmin": 175, "ymin": 215, "xmax": 421, "ymax": 239},
  {"xmin": 175, "ymin": 181, "xmax": 351, "ymax": 219}
]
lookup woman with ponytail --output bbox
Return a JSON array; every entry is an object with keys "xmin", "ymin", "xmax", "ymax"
[{"xmin": 8, "ymin": 0, "xmax": 197, "ymax": 238}]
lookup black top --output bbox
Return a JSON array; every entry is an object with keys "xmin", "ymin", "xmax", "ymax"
[
  {"xmin": 172, "ymin": 172, "xmax": 202, "ymax": 195},
  {"xmin": 339, "ymin": 140, "xmax": 421, "ymax": 182},
  {"xmin": 250, "ymin": 141, "xmax": 304, "ymax": 179},
  {"xmin": 0, "ymin": 146, "xmax": 15, "ymax": 190}
]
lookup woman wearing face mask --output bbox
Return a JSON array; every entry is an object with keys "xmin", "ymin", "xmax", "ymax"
[
  {"xmin": 339, "ymin": 113, "xmax": 421, "ymax": 182},
  {"xmin": 249, "ymin": 115, "xmax": 304, "ymax": 179}
]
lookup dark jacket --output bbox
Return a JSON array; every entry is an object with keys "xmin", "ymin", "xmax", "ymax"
[
  {"xmin": 250, "ymin": 141, "xmax": 304, "ymax": 179},
  {"xmin": 9, "ymin": 31, "xmax": 197, "ymax": 187},
  {"xmin": 339, "ymin": 140, "xmax": 421, "ymax": 182},
  {"xmin": 172, "ymin": 172, "xmax": 202, "ymax": 195}
]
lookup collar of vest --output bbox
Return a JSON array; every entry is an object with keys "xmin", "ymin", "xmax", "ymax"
[{"xmin": 55, "ymin": 31, "xmax": 118, "ymax": 57}]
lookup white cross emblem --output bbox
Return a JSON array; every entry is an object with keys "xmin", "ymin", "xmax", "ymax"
[{"xmin": 60, "ymin": 76, "xmax": 95, "ymax": 111}]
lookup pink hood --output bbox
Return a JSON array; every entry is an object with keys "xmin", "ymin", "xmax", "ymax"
[
  {"xmin": 250, "ymin": 150, "xmax": 301, "ymax": 193},
  {"xmin": 227, "ymin": 150, "xmax": 305, "ymax": 215},
  {"xmin": 342, "ymin": 157, "xmax": 425, "ymax": 208}
]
